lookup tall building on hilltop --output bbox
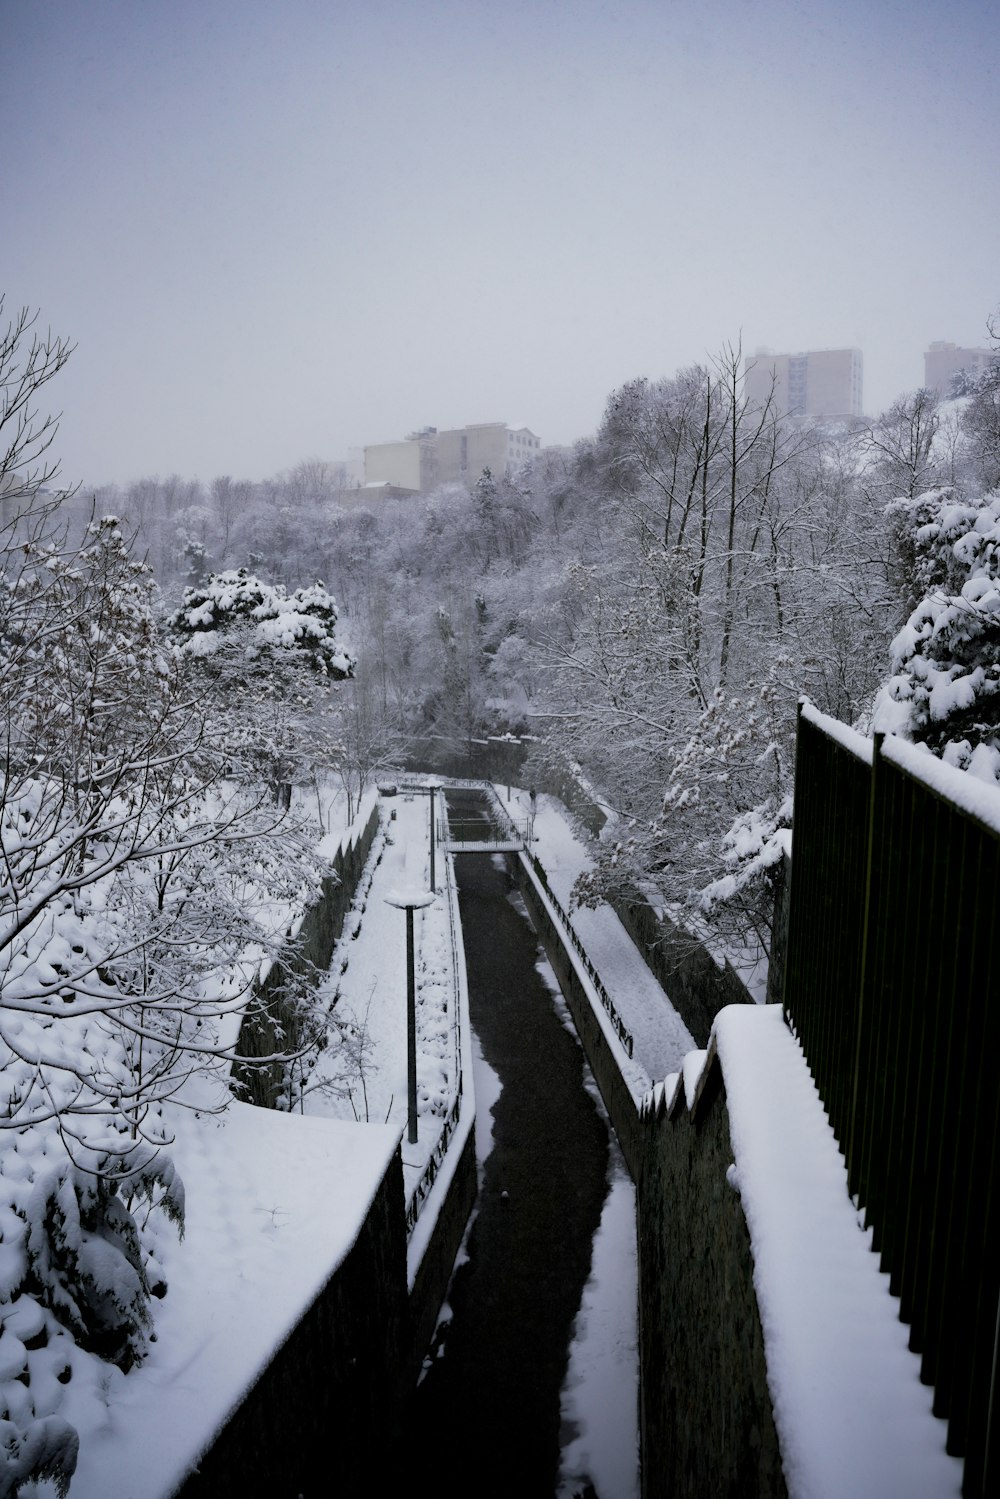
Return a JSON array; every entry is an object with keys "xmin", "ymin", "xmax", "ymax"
[
  {"xmin": 924, "ymin": 342, "xmax": 996, "ymax": 397},
  {"xmin": 364, "ymin": 422, "xmax": 540, "ymax": 493},
  {"xmin": 744, "ymin": 348, "xmax": 863, "ymax": 420}
]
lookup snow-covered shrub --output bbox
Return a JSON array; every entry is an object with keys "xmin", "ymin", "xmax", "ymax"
[
  {"xmin": 876, "ymin": 488, "xmax": 1000, "ymax": 782},
  {"xmin": 0, "ymin": 1124, "xmax": 184, "ymax": 1497},
  {"xmin": 23, "ymin": 1151, "xmax": 183, "ymax": 1371},
  {"xmin": 169, "ymin": 568, "xmax": 354, "ymax": 679},
  {"xmin": 0, "ymin": 1409, "xmax": 78, "ymax": 1499},
  {"xmin": 699, "ymin": 794, "xmax": 793, "ymax": 916}
]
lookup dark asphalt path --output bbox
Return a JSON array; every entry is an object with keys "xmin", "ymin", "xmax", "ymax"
[{"xmin": 399, "ymin": 791, "xmax": 612, "ymax": 1497}]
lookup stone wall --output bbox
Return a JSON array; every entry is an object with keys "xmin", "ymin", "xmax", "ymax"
[
  {"xmin": 611, "ymin": 886, "xmax": 753, "ymax": 1048},
  {"xmin": 637, "ymin": 1062, "xmax": 787, "ymax": 1499},
  {"xmin": 233, "ymin": 802, "xmax": 381, "ymax": 1107},
  {"xmin": 173, "ymin": 1148, "xmax": 410, "ymax": 1498}
]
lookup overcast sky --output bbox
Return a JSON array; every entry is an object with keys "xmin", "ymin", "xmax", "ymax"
[{"xmin": 4, "ymin": 0, "xmax": 998, "ymax": 488}]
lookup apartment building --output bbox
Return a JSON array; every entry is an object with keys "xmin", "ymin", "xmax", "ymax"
[
  {"xmin": 745, "ymin": 348, "xmax": 864, "ymax": 420},
  {"xmin": 364, "ymin": 422, "xmax": 540, "ymax": 493},
  {"xmin": 924, "ymin": 342, "xmax": 996, "ymax": 397}
]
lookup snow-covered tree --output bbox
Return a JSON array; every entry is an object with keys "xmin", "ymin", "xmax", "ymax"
[
  {"xmin": 874, "ymin": 486, "xmax": 1000, "ymax": 782},
  {"xmin": 169, "ymin": 569, "xmax": 355, "ymax": 798},
  {"xmin": 2, "ymin": 520, "xmax": 331, "ymax": 1154},
  {"xmin": 0, "ymin": 297, "xmax": 75, "ymax": 511}
]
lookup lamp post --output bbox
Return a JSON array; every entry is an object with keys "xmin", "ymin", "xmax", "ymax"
[
  {"xmin": 427, "ymin": 780, "xmax": 441, "ymax": 892},
  {"xmin": 384, "ymin": 887, "xmax": 436, "ymax": 1145}
]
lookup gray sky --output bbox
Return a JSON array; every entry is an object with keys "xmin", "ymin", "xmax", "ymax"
[{"xmin": 4, "ymin": 0, "xmax": 998, "ymax": 487}]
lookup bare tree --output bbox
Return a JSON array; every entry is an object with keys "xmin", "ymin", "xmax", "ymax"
[{"xmin": 0, "ymin": 297, "xmax": 76, "ymax": 509}]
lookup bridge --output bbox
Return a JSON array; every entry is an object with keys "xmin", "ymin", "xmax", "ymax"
[{"xmin": 441, "ymin": 818, "xmax": 531, "ymax": 853}]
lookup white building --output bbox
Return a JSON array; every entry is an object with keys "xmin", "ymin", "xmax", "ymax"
[
  {"xmin": 745, "ymin": 348, "xmax": 863, "ymax": 420},
  {"xmin": 923, "ymin": 342, "xmax": 996, "ymax": 397},
  {"xmin": 364, "ymin": 422, "xmax": 540, "ymax": 493}
]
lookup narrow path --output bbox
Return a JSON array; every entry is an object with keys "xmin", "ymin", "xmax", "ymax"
[{"xmin": 401, "ymin": 796, "xmax": 616, "ymax": 1497}]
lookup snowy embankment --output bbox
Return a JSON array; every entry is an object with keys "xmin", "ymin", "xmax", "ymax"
[
  {"xmin": 499, "ymin": 785, "xmax": 695, "ymax": 1085},
  {"xmin": 650, "ymin": 1006, "xmax": 962, "ymax": 1499},
  {"xmin": 63, "ymin": 1104, "xmax": 398, "ymax": 1499}
]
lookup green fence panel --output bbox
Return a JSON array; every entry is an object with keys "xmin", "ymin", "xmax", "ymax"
[
  {"xmin": 784, "ymin": 713, "xmax": 1000, "ymax": 1496},
  {"xmin": 782, "ymin": 705, "xmax": 871, "ymax": 1151}
]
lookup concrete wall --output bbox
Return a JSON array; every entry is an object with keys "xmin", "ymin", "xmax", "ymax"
[
  {"xmin": 610, "ymin": 885, "xmax": 753, "ymax": 1049},
  {"xmin": 173, "ymin": 1149, "xmax": 410, "ymax": 1498},
  {"xmin": 405, "ymin": 1127, "xmax": 478, "ymax": 1387},
  {"xmin": 233, "ymin": 803, "xmax": 381, "ymax": 1107},
  {"xmin": 516, "ymin": 855, "xmax": 643, "ymax": 1179},
  {"xmin": 637, "ymin": 1065, "xmax": 787, "ymax": 1499},
  {"xmin": 364, "ymin": 438, "xmax": 428, "ymax": 490}
]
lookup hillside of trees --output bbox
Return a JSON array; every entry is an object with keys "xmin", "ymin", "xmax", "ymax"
[{"xmin": 74, "ymin": 330, "xmax": 1000, "ymax": 968}]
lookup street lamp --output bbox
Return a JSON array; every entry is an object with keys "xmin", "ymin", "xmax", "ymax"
[
  {"xmin": 427, "ymin": 780, "xmax": 441, "ymax": 892},
  {"xmin": 384, "ymin": 887, "xmax": 436, "ymax": 1145}
]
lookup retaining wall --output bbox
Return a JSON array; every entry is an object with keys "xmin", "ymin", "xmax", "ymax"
[
  {"xmin": 515, "ymin": 855, "xmax": 643, "ymax": 1178},
  {"xmin": 233, "ymin": 801, "xmax": 381, "ymax": 1107},
  {"xmin": 173, "ymin": 1148, "xmax": 410, "ymax": 1498},
  {"xmin": 610, "ymin": 885, "xmax": 753, "ymax": 1048},
  {"xmin": 637, "ymin": 1062, "xmax": 786, "ymax": 1499},
  {"xmin": 405, "ymin": 1126, "xmax": 478, "ymax": 1388}
]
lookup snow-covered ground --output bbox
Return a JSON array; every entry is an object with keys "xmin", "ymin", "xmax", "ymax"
[
  {"xmin": 5, "ymin": 784, "xmax": 463, "ymax": 1499},
  {"xmin": 62, "ymin": 1101, "xmax": 399, "ymax": 1499},
  {"xmin": 557, "ymin": 1148, "xmax": 640, "ymax": 1499},
  {"xmin": 535, "ymin": 957, "xmax": 641, "ymax": 1499},
  {"xmin": 301, "ymin": 789, "xmax": 456, "ymax": 1140}
]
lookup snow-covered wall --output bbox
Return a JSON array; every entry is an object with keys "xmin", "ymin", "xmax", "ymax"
[
  {"xmin": 637, "ymin": 1057, "xmax": 786, "ymax": 1499},
  {"xmin": 610, "ymin": 882, "xmax": 755, "ymax": 1047},
  {"xmin": 173, "ymin": 1146, "xmax": 410, "ymax": 1498},
  {"xmin": 516, "ymin": 856, "xmax": 645, "ymax": 1177},
  {"xmin": 232, "ymin": 799, "xmax": 381, "ymax": 1105}
]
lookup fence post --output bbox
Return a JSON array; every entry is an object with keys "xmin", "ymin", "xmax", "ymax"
[
  {"xmin": 847, "ymin": 729, "xmax": 884, "ymax": 1203},
  {"xmin": 782, "ymin": 699, "xmax": 807, "ymax": 1026}
]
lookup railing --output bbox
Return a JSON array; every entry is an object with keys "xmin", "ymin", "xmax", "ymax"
[
  {"xmin": 443, "ymin": 818, "xmax": 530, "ymax": 848},
  {"xmin": 406, "ymin": 806, "xmax": 466, "ymax": 1237},
  {"xmin": 783, "ymin": 701, "xmax": 1000, "ymax": 1496},
  {"xmin": 526, "ymin": 851, "xmax": 635, "ymax": 1060},
  {"xmin": 405, "ymin": 1087, "xmax": 463, "ymax": 1236}
]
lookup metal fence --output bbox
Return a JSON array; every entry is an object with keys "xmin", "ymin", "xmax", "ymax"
[
  {"xmin": 442, "ymin": 818, "xmax": 531, "ymax": 849},
  {"xmin": 527, "ymin": 852, "xmax": 635, "ymax": 1060},
  {"xmin": 783, "ymin": 702, "xmax": 1000, "ymax": 1497}
]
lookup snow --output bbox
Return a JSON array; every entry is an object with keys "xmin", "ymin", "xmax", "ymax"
[
  {"xmin": 704, "ymin": 1004, "xmax": 961, "ymax": 1499},
  {"xmin": 883, "ymin": 732, "xmax": 1000, "ymax": 837},
  {"xmin": 513, "ymin": 933, "xmax": 640, "ymax": 1497},
  {"xmin": 5, "ymin": 771, "xmax": 969, "ymax": 1497},
  {"xmin": 62, "ymin": 1101, "xmax": 399, "ymax": 1499},
  {"xmin": 299, "ymin": 790, "xmax": 462, "ymax": 1200},
  {"xmin": 558, "ymin": 1143, "xmax": 639, "ymax": 1499},
  {"xmin": 800, "ymin": 699, "xmax": 873, "ymax": 764}
]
